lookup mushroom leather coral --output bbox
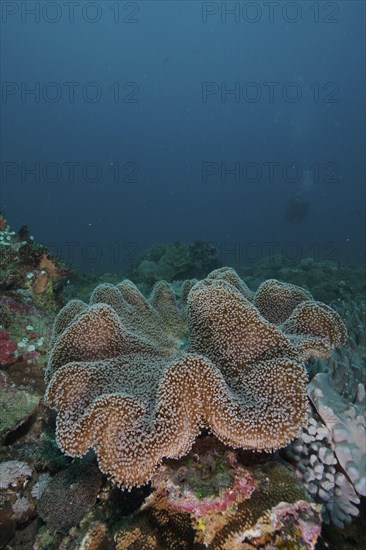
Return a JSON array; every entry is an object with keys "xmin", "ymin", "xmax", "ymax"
[{"xmin": 45, "ymin": 268, "xmax": 346, "ymax": 489}]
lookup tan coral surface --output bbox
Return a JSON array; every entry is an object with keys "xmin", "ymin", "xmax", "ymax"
[{"xmin": 45, "ymin": 268, "xmax": 346, "ymax": 489}]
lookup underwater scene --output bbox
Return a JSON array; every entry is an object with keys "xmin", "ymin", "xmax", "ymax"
[{"xmin": 0, "ymin": 1, "xmax": 365, "ymax": 549}]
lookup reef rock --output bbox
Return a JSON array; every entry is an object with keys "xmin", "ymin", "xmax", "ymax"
[
  {"xmin": 37, "ymin": 463, "xmax": 102, "ymax": 533},
  {"xmin": 0, "ymin": 377, "xmax": 40, "ymax": 443},
  {"xmin": 0, "ymin": 218, "xmax": 68, "ymax": 314},
  {"xmin": 117, "ymin": 441, "xmax": 322, "ymax": 549}
]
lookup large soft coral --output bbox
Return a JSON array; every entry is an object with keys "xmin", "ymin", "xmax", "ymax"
[{"xmin": 45, "ymin": 268, "xmax": 346, "ymax": 489}]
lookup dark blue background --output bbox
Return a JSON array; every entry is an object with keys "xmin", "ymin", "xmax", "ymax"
[{"xmin": 1, "ymin": 0, "xmax": 365, "ymax": 271}]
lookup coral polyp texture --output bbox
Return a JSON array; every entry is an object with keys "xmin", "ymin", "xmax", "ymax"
[{"xmin": 45, "ymin": 267, "xmax": 346, "ymax": 489}]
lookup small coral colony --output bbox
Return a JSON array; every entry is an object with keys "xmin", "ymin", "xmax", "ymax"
[{"xmin": 0, "ymin": 215, "xmax": 365, "ymax": 549}]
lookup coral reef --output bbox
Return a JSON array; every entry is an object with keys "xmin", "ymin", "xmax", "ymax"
[
  {"xmin": 240, "ymin": 250, "xmax": 365, "ymax": 529},
  {"xmin": 0, "ymin": 460, "xmax": 35, "ymax": 546},
  {"xmin": 250, "ymin": 499, "xmax": 321, "ymax": 550},
  {"xmin": 0, "ymin": 217, "xmax": 68, "ymax": 313},
  {"xmin": 151, "ymin": 437, "xmax": 256, "ymax": 520},
  {"xmin": 285, "ymin": 407, "xmax": 361, "ymax": 528},
  {"xmin": 239, "ymin": 255, "xmax": 366, "ymax": 304},
  {"xmin": 308, "ymin": 373, "xmax": 366, "ymax": 498},
  {"xmin": 129, "ymin": 241, "xmax": 220, "ymax": 290},
  {"xmin": 0, "ymin": 329, "xmax": 17, "ymax": 366},
  {"xmin": 206, "ymin": 459, "xmax": 321, "ymax": 549},
  {"xmin": 115, "ymin": 493, "xmax": 196, "ymax": 549},
  {"xmin": 0, "ymin": 295, "xmax": 52, "ymax": 443},
  {"xmin": 117, "ymin": 443, "xmax": 322, "ymax": 549},
  {"xmin": 0, "ymin": 222, "xmax": 364, "ymax": 549},
  {"xmin": 150, "ymin": 436, "xmax": 321, "ymax": 547},
  {"xmin": 37, "ymin": 463, "xmax": 102, "ymax": 533},
  {"xmin": 79, "ymin": 521, "xmax": 110, "ymax": 550},
  {"xmin": 0, "ymin": 460, "xmax": 32, "ymax": 490},
  {"xmin": 0, "ymin": 221, "xmax": 59, "ymax": 446},
  {"xmin": 45, "ymin": 267, "xmax": 346, "ymax": 489},
  {"xmin": 0, "ymin": 373, "xmax": 40, "ymax": 443},
  {"xmin": 0, "ymin": 296, "xmax": 51, "ymax": 371},
  {"xmin": 285, "ymin": 374, "xmax": 365, "ymax": 528},
  {"xmin": 308, "ymin": 300, "xmax": 365, "ymax": 401},
  {"xmin": 0, "ymin": 222, "xmax": 72, "ymax": 545}
]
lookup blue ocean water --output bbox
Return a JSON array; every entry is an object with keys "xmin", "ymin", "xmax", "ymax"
[{"xmin": 1, "ymin": 0, "xmax": 365, "ymax": 272}]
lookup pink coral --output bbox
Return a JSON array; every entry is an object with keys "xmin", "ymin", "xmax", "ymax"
[
  {"xmin": 152, "ymin": 438, "xmax": 256, "ymax": 517},
  {"xmin": 0, "ymin": 330, "xmax": 17, "ymax": 366}
]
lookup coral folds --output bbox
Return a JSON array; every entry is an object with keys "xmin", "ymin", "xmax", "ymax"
[{"xmin": 45, "ymin": 268, "xmax": 346, "ymax": 489}]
